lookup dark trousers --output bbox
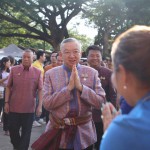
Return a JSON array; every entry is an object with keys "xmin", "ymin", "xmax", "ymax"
[
  {"xmin": 3, "ymin": 112, "xmax": 9, "ymax": 131},
  {"xmin": 94, "ymin": 122, "xmax": 104, "ymax": 150},
  {"xmin": 0, "ymin": 98, "xmax": 3, "ymax": 115},
  {"xmin": 84, "ymin": 145, "xmax": 93, "ymax": 150},
  {"xmin": 9, "ymin": 112, "xmax": 34, "ymax": 150},
  {"xmin": 0, "ymin": 97, "xmax": 9, "ymax": 131}
]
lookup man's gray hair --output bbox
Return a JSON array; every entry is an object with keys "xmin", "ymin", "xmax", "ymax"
[
  {"xmin": 23, "ymin": 49, "xmax": 33, "ymax": 54},
  {"xmin": 60, "ymin": 38, "xmax": 82, "ymax": 50}
]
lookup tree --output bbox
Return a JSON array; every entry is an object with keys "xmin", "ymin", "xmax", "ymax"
[
  {"xmin": 123, "ymin": 0, "xmax": 150, "ymax": 25},
  {"xmin": 0, "ymin": 0, "xmax": 90, "ymax": 51},
  {"xmin": 83, "ymin": 0, "xmax": 127, "ymax": 56},
  {"xmin": 69, "ymin": 27, "xmax": 93, "ymax": 52}
]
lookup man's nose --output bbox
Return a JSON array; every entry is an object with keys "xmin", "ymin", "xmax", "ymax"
[
  {"xmin": 93, "ymin": 56, "xmax": 97, "ymax": 59},
  {"xmin": 69, "ymin": 52, "xmax": 75, "ymax": 57}
]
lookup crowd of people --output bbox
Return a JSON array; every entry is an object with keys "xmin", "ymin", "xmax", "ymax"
[{"xmin": 0, "ymin": 25, "xmax": 150, "ymax": 150}]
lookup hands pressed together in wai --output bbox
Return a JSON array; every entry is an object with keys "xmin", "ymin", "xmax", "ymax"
[{"xmin": 67, "ymin": 65, "xmax": 83, "ymax": 92}]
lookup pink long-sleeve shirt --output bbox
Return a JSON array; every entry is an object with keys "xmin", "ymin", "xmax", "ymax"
[{"xmin": 7, "ymin": 64, "xmax": 43, "ymax": 113}]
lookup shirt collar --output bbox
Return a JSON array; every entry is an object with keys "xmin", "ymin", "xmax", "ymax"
[
  {"xmin": 63, "ymin": 63, "xmax": 81, "ymax": 72},
  {"xmin": 137, "ymin": 91, "xmax": 150, "ymax": 104},
  {"xmin": 20, "ymin": 64, "xmax": 32, "ymax": 71}
]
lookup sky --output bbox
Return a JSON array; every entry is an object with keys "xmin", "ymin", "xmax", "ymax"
[{"xmin": 67, "ymin": 15, "xmax": 97, "ymax": 39}]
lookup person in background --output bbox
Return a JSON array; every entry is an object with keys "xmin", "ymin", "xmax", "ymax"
[
  {"xmin": 102, "ymin": 59, "xmax": 108, "ymax": 68},
  {"xmin": 86, "ymin": 45, "xmax": 117, "ymax": 150},
  {"xmin": 8, "ymin": 56, "xmax": 15, "ymax": 67},
  {"xmin": 56, "ymin": 54, "xmax": 63, "ymax": 66},
  {"xmin": 5, "ymin": 50, "xmax": 43, "ymax": 150},
  {"xmin": 0, "ymin": 57, "xmax": 11, "ymax": 135},
  {"xmin": 2, "ymin": 56, "xmax": 15, "ymax": 134},
  {"xmin": 44, "ymin": 51, "xmax": 58, "ymax": 73},
  {"xmin": 107, "ymin": 58, "xmax": 113, "ymax": 70},
  {"xmin": 32, "ymin": 38, "xmax": 106, "ymax": 150},
  {"xmin": 101, "ymin": 25, "xmax": 150, "ymax": 150},
  {"xmin": 32, "ymin": 50, "xmax": 46, "ymax": 126},
  {"xmin": 17, "ymin": 59, "xmax": 22, "ymax": 65},
  {"xmin": 32, "ymin": 50, "xmax": 46, "ymax": 76}
]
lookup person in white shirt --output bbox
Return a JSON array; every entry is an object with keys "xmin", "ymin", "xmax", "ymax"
[{"xmin": 0, "ymin": 57, "xmax": 11, "ymax": 135}]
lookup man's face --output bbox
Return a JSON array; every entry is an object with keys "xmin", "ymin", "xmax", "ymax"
[
  {"xmin": 22, "ymin": 52, "xmax": 33, "ymax": 67},
  {"xmin": 61, "ymin": 41, "xmax": 81, "ymax": 69},
  {"xmin": 57, "ymin": 56, "xmax": 63, "ymax": 66},
  {"xmin": 87, "ymin": 50, "xmax": 102, "ymax": 69},
  {"xmin": 50, "ymin": 53, "xmax": 57, "ymax": 64},
  {"xmin": 107, "ymin": 60, "xmax": 112, "ymax": 70},
  {"xmin": 40, "ymin": 53, "xmax": 46, "ymax": 63}
]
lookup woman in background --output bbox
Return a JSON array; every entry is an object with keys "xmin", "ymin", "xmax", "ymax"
[
  {"xmin": 0, "ymin": 57, "xmax": 11, "ymax": 135},
  {"xmin": 101, "ymin": 26, "xmax": 150, "ymax": 150}
]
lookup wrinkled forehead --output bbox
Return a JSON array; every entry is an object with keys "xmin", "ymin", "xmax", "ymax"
[{"xmin": 23, "ymin": 51, "xmax": 33, "ymax": 57}]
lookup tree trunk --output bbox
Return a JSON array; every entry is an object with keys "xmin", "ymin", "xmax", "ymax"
[
  {"xmin": 103, "ymin": 32, "xmax": 109, "ymax": 56},
  {"xmin": 51, "ymin": 42, "xmax": 61, "ymax": 52}
]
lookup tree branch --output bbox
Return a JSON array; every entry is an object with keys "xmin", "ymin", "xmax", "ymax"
[
  {"xmin": 0, "ymin": 13, "xmax": 46, "ymax": 38},
  {"xmin": 0, "ymin": 33, "xmax": 43, "ymax": 40}
]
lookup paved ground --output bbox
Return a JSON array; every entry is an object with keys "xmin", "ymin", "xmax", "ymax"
[{"xmin": 0, "ymin": 123, "xmax": 45, "ymax": 150}]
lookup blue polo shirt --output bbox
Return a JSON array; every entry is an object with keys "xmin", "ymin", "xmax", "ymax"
[{"xmin": 120, "ymin": 96, "xmax": 133, "ymax": 114}]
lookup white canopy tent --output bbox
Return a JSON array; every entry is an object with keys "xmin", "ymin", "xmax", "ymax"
[{"xmin": 0, "ymin": 44, "xmax": 24, "ymax": 60}]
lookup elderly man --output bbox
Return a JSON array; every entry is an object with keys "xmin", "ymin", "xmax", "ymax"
[
  {"xmin": 5, "ymin": 50, "xmax": 43, "ymax": 150},
  {"xmin": 86, "ymin": 45, "xmax": 117, "ymax": 150},
  {"xmin": 32, "ymin": 38, "xmax": 105, "ymax": 150}
]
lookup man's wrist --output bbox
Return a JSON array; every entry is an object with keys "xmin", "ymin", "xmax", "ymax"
[
  {"xmin": 78, "ymin": 84, "xmax": 83, "ymax": 92},
  {"xmin": 38, "ymin": 102, "xmax": 42, "ymax": 107}
]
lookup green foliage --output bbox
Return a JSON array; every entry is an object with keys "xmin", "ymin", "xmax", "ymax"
[
  {"xmin": 1, "ymin": 0, "xmax": 149, "ymax": 54},
  {"xmin": 83, "ymin": 0, "xmax": 127, "ymax": 55},
  {"xmin": 82, "ymin": 0, "xmax": 150, "ymax": 56},
  {"xmin": 123, "ymin": 0, "xmax": 150, "ymax": 25},
  {"xmin": 69, "ymin": 30, "xmax": 93, "ymax": 52},
  {"xmin": 0, "ymin": 36, "xmax": 51, "ymax": 50},
  {"xmin": 0, "ymin": 0, "xmax": 89, "ymax": 51}
]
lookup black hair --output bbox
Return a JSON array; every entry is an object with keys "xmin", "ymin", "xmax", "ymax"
[
  {"xmin": 0, "ymin": 57, "xmax": 10, "ymax": 72},
  {"xmin": 112, "ymin": 25, "xmax": 150, "ymax": 86},
  {"xmin": 8, "ymin": 55, "xmax": 15, "ymax": 66},
  {"xmin": 36, "ymin": 50, "xmax": 45, "ymax": 60},
  {"xmin": 86, "ymin": 45, "xmax": 102, "ymax": 56}
]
